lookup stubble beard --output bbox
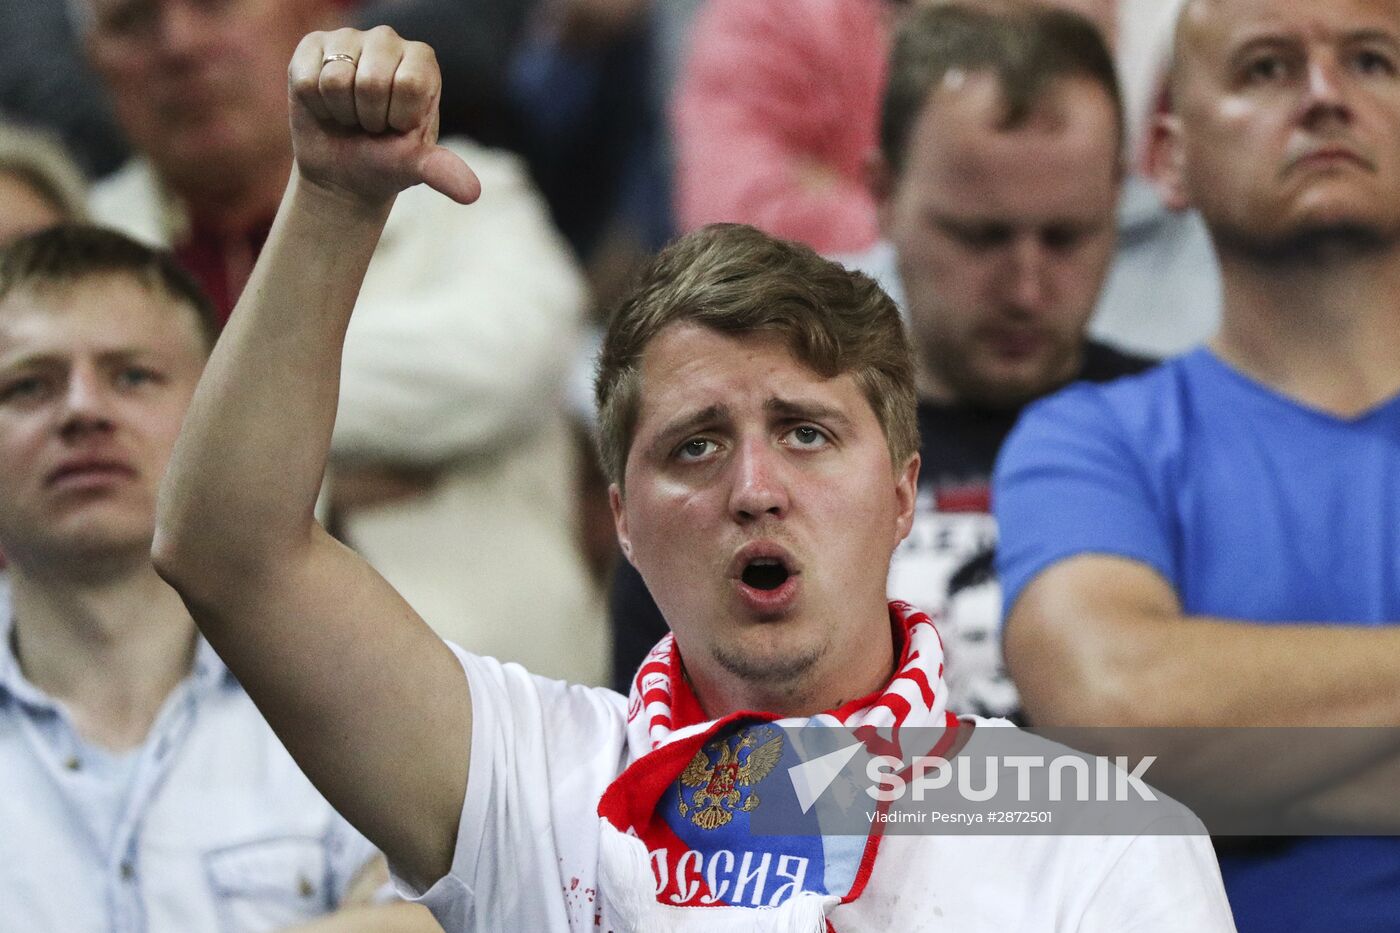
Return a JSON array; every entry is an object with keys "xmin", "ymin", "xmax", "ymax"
[
  {"xmin": 711, "ymin": 637, "xmax": 827, "ymax": 696},
  {"xmin": 922, "ymin": 330, "xmax": 1083, "ymax": 411},
  {"xmin": 1213, "ymin": 217, "xmax": 1398, "ymax": 269}
]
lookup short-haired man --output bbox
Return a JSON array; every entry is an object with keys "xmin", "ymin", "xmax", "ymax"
[
  {"xmin": 613, "ymin": 3, "xmax": 1153, "ymax": 717},
  {"xmin": 152, "ymin": 27, "xmax": 1235, "ymax": 931},
  {"xmin": 75, "ymin": 0, "xmax": 606, "ymax": 683},
  {"xmin": 995, "ymin": 0, "xmax": 1400, "ymax": 929},
  {"xmin": 672, "ymin": 0, "xmax": 1119, "ymax": 257},
  {"xmin": 0, "ymin": 226, "xmax": 436, "ymax": 931}
]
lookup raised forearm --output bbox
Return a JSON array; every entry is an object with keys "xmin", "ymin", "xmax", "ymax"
[
  {"xmin": 153, "ymin": 29, "xmax": 479, "ymax": 889},
  {"xmin": 156, "ymin": 176, "xmax": 391, "ymax": 586}
]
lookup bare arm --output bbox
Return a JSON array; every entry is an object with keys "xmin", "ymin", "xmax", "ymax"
[
  {"xmin": 1006, "ymin": 555, "xmax": 1400, "ymax": 824},
  {"xmin": 153, "ymin": 26, "xmax": 481, "ymax": 887},
  {"xmin": 1008, "ymin": 555, "xmax": 1400, "ymax": 728}
]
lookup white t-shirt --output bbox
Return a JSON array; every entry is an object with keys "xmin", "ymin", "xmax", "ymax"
[{"xmin": 407, "ymin": 646, "xmax": 1236, "ymax": 932}]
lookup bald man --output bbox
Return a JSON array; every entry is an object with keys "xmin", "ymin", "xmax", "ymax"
[{"xmin": 995, "ymin": 0, "xmax": 1400, "ymax": 929}]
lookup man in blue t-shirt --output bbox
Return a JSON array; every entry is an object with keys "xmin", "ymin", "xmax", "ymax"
[{"xmin": 994, "ymin": 0, "xmax": 1400, "ymax": 930}]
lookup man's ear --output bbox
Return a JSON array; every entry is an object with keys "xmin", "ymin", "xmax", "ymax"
[
  {"xmin": 893, "ymin": 452, "xmax": 920, "ymax": 545},
  {"xmin": 1145, "ymin": 113, "xmax": 1191, "ymax": 212},
  {"xmin": 609, "ymin": 483, "xmax": 634, "ymax": 564},
  {"xmin": 866, "ymin": 150, "xmax": 897, "ymax": 233}
]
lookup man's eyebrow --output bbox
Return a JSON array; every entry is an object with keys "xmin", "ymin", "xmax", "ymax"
[
  {"xmin": 1341, "ymin": 28, "xmax": 1400, "ymax": 49},
  {"xmin": 647, "ymin": 404, "xmax": 729, "ymax": 458},
  {"xmin": 1225, "ymin": 33, "xmax": 1295, "ymax": 65},
  {"xmin": 1226, "ymin": 27, "xmax": 1400, "ymax": 68},
  {"xmin": 931, "ymin": 215, "xmax": 1013, "ymax": 239},
  {"xmin": 765, "ymin": 397, "xmax": 854, "ymax": 430},
  {"xmin": 0, "ymin": 347, "xmax": 157, "ymax": 371},
  {"xmin": 0, "ymin": 351, "xmax": 63, "ymax": 372}
]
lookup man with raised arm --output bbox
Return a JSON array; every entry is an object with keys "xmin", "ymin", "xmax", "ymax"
[
  {"xmin": 153, "ymin": 25, "xmax": 1234, "ymax": 930},
  {"xmin": 994, "ymin": 0, "xmax": 1400, "ymax": 929},
  {"xmin": 611, "ymin": 2, "xmax": 1156, "ymax": 715},
  {"xmin": 0, "ymin": 225, "xmax": 436, "ymax": 932}
]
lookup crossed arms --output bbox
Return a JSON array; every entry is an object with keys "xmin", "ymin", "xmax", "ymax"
[{"xmin": 997, "ymin": 387, "xmax": 1400, "ymax": 831}]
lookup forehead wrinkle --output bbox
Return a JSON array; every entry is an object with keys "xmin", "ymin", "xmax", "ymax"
[{"xmin": 1184, "ymin": 0, "xmax": 1400, "ymax": 55}]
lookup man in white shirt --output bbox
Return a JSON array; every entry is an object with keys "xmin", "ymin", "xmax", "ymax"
[
  {"xmin": 153, "ymin": 25, "xmax": 1235, "ymax": 932},
  {"xmin": 0, "ymin": 225, "xmax": 437, "ymax": 932}
]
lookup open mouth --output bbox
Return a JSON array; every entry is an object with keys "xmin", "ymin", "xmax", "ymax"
[{"xmin": 741, "ymin": 557, "xmax": 792, "ymax": 591}]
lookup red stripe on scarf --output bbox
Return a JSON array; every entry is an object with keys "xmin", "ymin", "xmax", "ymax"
[
  {"xmin": 839, "ymin": 717, "xmax": 965, "ymax": 908},
  {"xmin": 895, "ymin": 664, "xmax": 937, "ymax": 710}
]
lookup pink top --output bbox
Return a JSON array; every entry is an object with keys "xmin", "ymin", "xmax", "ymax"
[{"xmin": 672, "ymin": 0, "xmax": 889, "ymax": 254}]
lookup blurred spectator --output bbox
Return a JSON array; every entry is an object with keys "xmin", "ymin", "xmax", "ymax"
[
  {"xmin": 995, "ymin": 0, "xmax": 1400, "ymax": 927},
  {"xmin": 0, "ymin": 225, "xmax": 437, "ymax": 932},
  {"xmin": 0, "ymin": 0, "xmax": 128, "ymax": 177},
  {"xmin": 671, "ymin": 0, "xmax": 1222, "ymax": 355},
  {"xmin": 349, "ymin": 0, "xmax": 537, "ymax": 150},
  {"xmin": 506, "ymin": 0, "xmax": 671, "ymax": 290},
  {"xmin": 0, "ymin": 122, "xmax": 88, "ymax": 572},
  {"xmin": 0, "ymin": 123, "xmax": 87, "ymax": 244},
  {"xmin": 355, "ymin": 0, "xmax": 672, "ymax": 292},
  {"xmin": 672, "ymin": 0, "xmax": 890, "ymax": 254},
  {"xmin": 613, "ymin": 3, "xmax": 1153, "ymax": 704},
  {"xmin": 669, "ymin": 0, "xmax": 1116, "ymax": 255},
  {"xmin": 1090, "ymin": 0, "xmax": 1221, "ymax": 356},
  {"xmin": 79, "ymin": 0, "xmax": 608, "ymax": 683}
]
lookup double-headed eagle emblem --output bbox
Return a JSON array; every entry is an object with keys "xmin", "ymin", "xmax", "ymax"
[{"xmin": 677, "ymin": 726, "xmax": 785, "ymax": 830}]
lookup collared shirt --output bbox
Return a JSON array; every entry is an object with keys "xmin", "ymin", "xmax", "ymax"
[{"xmin": 0, "ymin": 598, "xmax": 379, "ymax": 933}]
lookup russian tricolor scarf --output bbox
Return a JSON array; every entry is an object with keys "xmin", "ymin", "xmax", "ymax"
[{"xmin": 596, "ymin": 602, "xmax": 960, "ymax": 931}]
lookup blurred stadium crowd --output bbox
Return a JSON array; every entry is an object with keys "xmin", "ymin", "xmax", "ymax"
[{"xmin": 0, "ymin": 0, "xmax": 1396, "ymax": 930}]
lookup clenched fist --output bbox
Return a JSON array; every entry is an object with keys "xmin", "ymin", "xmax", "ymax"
[{"xmin": 288, "ymin": 26, "xmax": 480, "ymax": 208}]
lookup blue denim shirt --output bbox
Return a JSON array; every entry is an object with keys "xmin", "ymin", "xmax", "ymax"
[{"xmin": 0, "ymin": 600, "xmax": 379, "ymax": 932}]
